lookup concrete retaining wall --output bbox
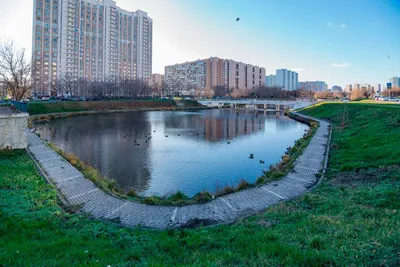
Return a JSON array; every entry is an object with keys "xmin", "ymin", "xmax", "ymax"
[{"xmin": 0, "ymin": 108, "xmax": 29, "ymax": 150}]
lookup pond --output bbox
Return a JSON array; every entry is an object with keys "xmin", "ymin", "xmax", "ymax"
[{"xmin": 35, "ymin": 109, "xmax": 309, "ymax": 197}]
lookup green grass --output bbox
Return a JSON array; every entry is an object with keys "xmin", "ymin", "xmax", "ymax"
[
  {"xmin": 299, "ymin": 102, "xmax": 400, "ymax": 173},
  {"xmin": 27, "ymin": 100, "xmax": 177, "ymax": 115},
  {"xmin": 180, "ymin": 100, "xmax": 205, "ymax": 107},
  {"xmin": 1, "ymin": 103, "xmax": 400, "ymax": 266}
]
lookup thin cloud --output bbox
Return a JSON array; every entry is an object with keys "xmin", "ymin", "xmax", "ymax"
[
  {"xmin": 331, "ymin": 62, "xmax": 350, "ymax": 68},
  {"xmin": 292, "ymin": 68, "xmax": 305, "ymax": 72},
  {"xmin": 326, "ymin": 22, "xmax": 347, "ymax": 29}
]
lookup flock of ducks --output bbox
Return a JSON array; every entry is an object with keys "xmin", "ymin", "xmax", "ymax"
[
  {"xmin": 123, "ymin": 131, "xmax": 266, "ymax": 164},
  {"xmin": 121, "ymin": 132, "xmax": 153, "ymax": 146},
  {"xmin": 249, "ymin": 154, "xmax": 264, "ymax": 164}
]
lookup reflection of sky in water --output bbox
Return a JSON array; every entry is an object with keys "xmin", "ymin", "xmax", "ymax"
[{"xmin": 36, "ymin": 109, "xmax": 308, "ymax": 197}]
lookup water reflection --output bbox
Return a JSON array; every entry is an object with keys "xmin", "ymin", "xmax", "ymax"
[
  {"xmin": 163, "ymin": 110, "xmax": 267, "ymax": 142},
  {"xmin": 36, "ymin": 109, "xmax": 308, "ymax": 197}
]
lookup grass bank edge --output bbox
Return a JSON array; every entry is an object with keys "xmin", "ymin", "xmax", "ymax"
[
  {"xmin": 27, "ymin": 99, "xmax": 206, "ymax": 116},
  {"xmin": 27, "ymin": 99, "xmax": 176, "ymax": 115},
  {"xmin": 42, "ymin": 112, "xmax": 319, "ymax": 207}
]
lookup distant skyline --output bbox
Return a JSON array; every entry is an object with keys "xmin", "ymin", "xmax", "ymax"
[{"xmin": 0, "ymin": 0, "xmax": 399, "ymax": 87}]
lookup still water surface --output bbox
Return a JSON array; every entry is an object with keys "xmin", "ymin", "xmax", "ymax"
[{"xmin": 36, "ymin": 109, "xmax": 309, "ymax": 197}]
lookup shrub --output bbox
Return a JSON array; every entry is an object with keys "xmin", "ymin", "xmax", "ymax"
[
  {"xmin": 237, "ymin": 180, "xmax": 250, "ymax": 191},
  {"xmin": 281, "ymin": 155, "xmax": 291, "ymax": 164},
  {"xmin": 168, "ymin": 191, "xmax": 189, "ymax": 203},
  {"xmin": 215, "ymin": 186, "xmax": 235, "ymax": 197},
  {"xmin": 256, "ymin": 176, "xmax": 265, "ymax": 185},
  {"xmin": 194, "ymin": 191, "xmax": 212, "ymax": 203},
  {"xmin": 143, "ymin": 197, "xmax": 162, "ymax": 205},
  {"xmin": 127, "ymin": 189, "xmax": 137, "ymax": 197}
]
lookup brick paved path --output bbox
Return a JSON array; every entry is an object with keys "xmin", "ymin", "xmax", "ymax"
[{"xmin": 27, "ymin": 113, "xmax": 330, "ymax": 229}]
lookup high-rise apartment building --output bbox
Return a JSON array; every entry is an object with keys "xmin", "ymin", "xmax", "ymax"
[
  {"xmin": 389, "ymin": 77, "xmax": 400, "ymax": 89},
  {"xmin": 165, "ymin": 57, "xmax": 266, "ymax": 96},
  {"xmin": 265, "ymin": 74, "xmax": 276, "ymax": 87},
  {"xmin": 298, "ymin": 81, "xmax": 328, "ymax": 92},
  {"xmin": 331, "ymin": 85, "xmax": 342, "ymax": 92},
  {"xmin": 150, "ymin": 73, "xmax": 164, "ymax": 88},
  {"xmin": 345, "ymin": 84, "xmax": 353, "ymax": 92},
  {"xmin": 32, "ymin": 0, "xmax": 152, "ymax": 96},
  {"xmin": 346, "ymin": 83, "xmax": 376, "ymax": 93},
  {"xmin": 276, "ymin": 69, "xmax": 298, "ymax": 91},
  {"xmin": 360, "ymin": 84, "xmax": 374, "ymax": 93},
  {"xmin": 353, "ymin": 83, "xmax": 361, "ymax": 91}
]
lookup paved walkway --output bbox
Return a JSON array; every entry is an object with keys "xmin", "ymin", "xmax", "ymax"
[{"xmin": 27, "ymin": 113, "xmax": 330, "ymax": 229}]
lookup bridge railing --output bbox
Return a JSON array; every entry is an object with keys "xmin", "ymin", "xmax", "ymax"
[{"xmin": 0, "ymin": 100, "xmax": 11, "ymax": 107}]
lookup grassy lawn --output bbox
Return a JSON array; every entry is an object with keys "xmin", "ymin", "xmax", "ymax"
[
  {"xmin": 1, "ymin": 103, "xmax": 399, "ymax": 266},
  {"xmin": 300, "ymin": 102, "xmax": 400, "ymax": 172}
]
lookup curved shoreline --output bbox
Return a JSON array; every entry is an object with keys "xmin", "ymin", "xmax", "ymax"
[
  {"xmin": 27, "ymin": 112, "xmax": 330, "ymax": 229},
  {"xmin": 32, "ymin": 109, "xmax": 316, "ymax": 206}
]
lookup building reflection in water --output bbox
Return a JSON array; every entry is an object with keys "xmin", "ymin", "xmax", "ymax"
[{"xmin": 162, "ymin": 109, "xmax": 283, "ymax": 142}]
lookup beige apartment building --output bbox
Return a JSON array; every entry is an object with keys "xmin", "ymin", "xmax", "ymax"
[
  {"xmin": 165, "ymin": 57, "xmax": 266, "ymax": 96},
  {"xmin": 149, "ymin": 73, "xmax": 164, "ymax": 96},
  {"xmin": 150, "ymin": 74, "xmax": 164, "ymax": 88},
  {"xmin": 32, "ymin": 0, "xmax": 152, "ymax": 96}
]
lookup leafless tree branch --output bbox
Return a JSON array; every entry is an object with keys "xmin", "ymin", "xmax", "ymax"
[{"xmin": 0, "ymin": 40, "xmax": 32, "ymax": 101}]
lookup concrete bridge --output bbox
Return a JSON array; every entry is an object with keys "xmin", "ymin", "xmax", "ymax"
[
  {"xmin": 233, "ymin": 103, "xmax": 289, "ymax": 111},
  {"xmin": 198, "ymin": 99, "xmax": 313, "ymax": 111}
]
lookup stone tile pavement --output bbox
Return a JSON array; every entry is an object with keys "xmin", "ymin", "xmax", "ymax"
[{"xmin": 27, "ymin": 112, "xmax": 331, "ymax": 229}]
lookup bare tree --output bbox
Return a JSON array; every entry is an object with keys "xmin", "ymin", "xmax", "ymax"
[
  {"xmin": 350, "ymin": 89, "xmax": 367, "ymax": 100},
  {"xmin": 0, "ymin": 40, "xmax": 32, "ymax": 101},
  {"xmin": 252, "ymin": 85, "xmax": 296, "ymax": 99},
  {"xmin": 230, "ymin": 88, "xmax": 249, "ymax": 98},
  {"xmin": 314, "ymin": 91, "xmax": 332, "ymax": 99},
  {"xmin": 333, "ymin": 91, "xmax": 345, "ymax": 99},
  {"xmin": 163, "ymin": 79, "xmax": 184, "ymax": 97},
  {"xmin": 214, "ymin": 85, "xmax": 227, "ymax": 97},
  {"xmin": 0, "ymin": 83, "xmax": 7, "ymax": 99},
  {"xmin": 295, "ymin": 88, "xmax": 314, "ymax": 99},
  {"xmin": 204, "ymin": 87, "xmax": 214, "ymax": 98}
]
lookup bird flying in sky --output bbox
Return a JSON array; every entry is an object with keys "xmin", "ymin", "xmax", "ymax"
[{"xmin": 236, "ymin": 17, "xmax": 240, "ymax": 22}]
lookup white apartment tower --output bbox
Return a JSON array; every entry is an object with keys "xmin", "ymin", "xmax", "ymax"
[
  {"xmin": 389, "ymin": 77, "xmax": 400, "ymax": 89},
  {"xmin": 32, "ymin": 0, "xmax": 152, "ymax": 96},
  {"xmin": 265, "ymin": 74, "xmax": 276, "ymax": 87},
  {"xmin": 276, "ymin": 69, "xmax": 298, "ymax": 91}
]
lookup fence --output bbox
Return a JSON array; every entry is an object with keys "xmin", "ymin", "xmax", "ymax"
[
  {"xmin": 0, "ymin": 100, "xmax": 11, "ymax": 108},
  {"xmin": 11, "ymin": 101, "xmax": 28, "ymax": 113}
]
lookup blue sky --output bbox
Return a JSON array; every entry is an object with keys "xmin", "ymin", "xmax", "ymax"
[
  {"xmin": 178, "ymin": 0, "xmax": 400, "ymax": 87},
  {"xmin": 0, "ymin": 0, "xmax": 399, "ymax": 87}
]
